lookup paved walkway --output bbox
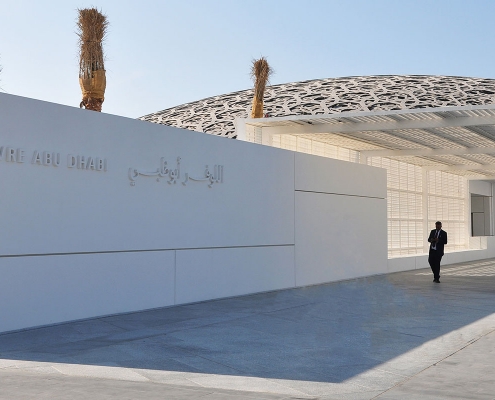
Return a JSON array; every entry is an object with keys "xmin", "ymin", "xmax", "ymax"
[{"xmin": 1, "ymin": 259, "xmax": 495, "ymax": 399}]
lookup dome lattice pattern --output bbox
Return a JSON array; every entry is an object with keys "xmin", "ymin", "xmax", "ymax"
[{"xmin": 139, "ymin": 75, "xmax": 495, "ymax": 139}]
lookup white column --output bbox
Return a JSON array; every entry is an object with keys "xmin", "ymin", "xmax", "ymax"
[
  {"xmin": 233, "ymin": 118, "xmax": 247, "ymax": 141},
  {"xmin": 260, "ymin": 128, "xmax": 272, "ymax": 146},
  {"xmin": 359, "ymin": 152, "xmax": 368, "ymax": 165},
  {"xmin": 422, "ymin": 168, "xmax": 430, "ymax": 253}
]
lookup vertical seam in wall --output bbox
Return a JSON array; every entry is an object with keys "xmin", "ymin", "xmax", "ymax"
[
  {"xmin": 174, "ymin": 250, "xmax": 177, "ymax": 305},
  {"xmin": 293, "ymin": 153, "xmax": 297, "ymax": 288}
]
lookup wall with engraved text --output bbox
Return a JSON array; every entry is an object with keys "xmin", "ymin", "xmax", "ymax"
[{"xmin": 0, "ymin": 93, "xmax": 387, "ymax": 333}]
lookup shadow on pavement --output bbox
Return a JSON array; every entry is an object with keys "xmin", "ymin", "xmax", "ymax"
[{"xmin": 1, "ymin": 260, "xmax": 495, "ymax": 384}]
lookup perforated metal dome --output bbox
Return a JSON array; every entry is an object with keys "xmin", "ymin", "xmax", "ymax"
[{"xmin": 139, "ymin": 75, "xmax": 495, "ymax": 139}]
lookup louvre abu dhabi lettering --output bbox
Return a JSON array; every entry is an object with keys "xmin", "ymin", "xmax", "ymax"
[
  {"xmin": 128, "ymin": 156, "xmax": 224, "ymax": 187},
  {"xmin": 66, "ymin": 154, "xmax": 107, "ymax": 171},
  {"xmin": 0, "ymin": 144, "xmax": 224, "ymax": 185},
  {"xmin": 0, "ymin": 145, "xmax": 108, "ymax": 171},
  {"xmin": 0, "ymin": 146, "xmax": 26, "ymax": 163}
]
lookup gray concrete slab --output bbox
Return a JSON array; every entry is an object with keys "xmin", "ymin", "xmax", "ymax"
[
  {"xmin": 375, "ymin": 328, "xmax": 495, "ymax": 399},
  {"xmin": 1, "ymin": 259, "xmax": 495, "ymax": 399}
]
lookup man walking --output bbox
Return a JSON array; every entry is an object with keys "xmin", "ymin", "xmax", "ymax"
[{"xmin": 428, "ymin": 221, "xmax": 447, "ymax": 283}]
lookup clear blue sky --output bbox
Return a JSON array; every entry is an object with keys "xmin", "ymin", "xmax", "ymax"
[{"xmin": 1, "ymin": 0, "xmax": 494, "ymax": 118}]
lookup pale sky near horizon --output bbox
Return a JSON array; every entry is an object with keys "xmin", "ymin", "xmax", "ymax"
[{"xmin": 1, "ymin": 0, "xmax": 494, "ymax": 118}]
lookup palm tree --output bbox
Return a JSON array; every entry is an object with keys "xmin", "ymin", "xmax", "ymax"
[
  {"xmin": 250, "ymin": 57, "xmax": 272, "ymax": 118},
  {"xmin": 77, "ymin": 8, "xmax": 108, "ymax": 112}
]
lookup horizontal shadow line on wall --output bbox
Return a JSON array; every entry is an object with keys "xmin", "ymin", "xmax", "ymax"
[
  {"xmin": 295, "ymin": 189, "xmax": 384, "ymax": 200},
  {"xmin": 0, "ymin": 244, "xmax": 296, "ymax": 259}
]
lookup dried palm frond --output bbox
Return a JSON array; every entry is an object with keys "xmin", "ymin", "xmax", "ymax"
[
  {"xmin": 77, "ymin": 8, "xmax": 108, "ymax": 112},
  {"xmin": 250, "ymin": 57, "xmax": 272, "ymax": 118}
]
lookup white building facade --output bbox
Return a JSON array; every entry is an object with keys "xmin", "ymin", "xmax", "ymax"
[
  {"xmin": 236, "ymin": 106, "xmax": 495, "ymax": 264},
  {"xmin": 0, "ymin": 93, "xmax": 388, "ymax": 333},
  {"xmin": 143, "ymin": 75, "xmax": 495, "ymax": 264},
  {"xmin": 3, "ymin": 75, "xmax": 495, "ymax": 333}
]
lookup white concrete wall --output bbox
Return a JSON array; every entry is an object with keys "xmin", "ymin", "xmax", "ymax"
[
  {"xmin": 0, "ymin": 93, "xmax": 387, "ymax": 333},
  {"xmin": 3, "ymin": 93, "xmax": 495, "ymax": 333},
  {"xmin": 0, "ymin": 251, "xmax": 176, "ymax": 332},
  {"xmin": 470, "ymin": 180, "xmax": 492, "ymax": 197},
  {"xmin": 294, "ymin": 153, "xmax": 388, "ymax": 286},
  {"xmin": 387, "ymin": 237, "xmax": 495, "ymax": 273},
  {"xmin": 175, "ymin": 246, "xmax": 295, "ymax": 304},
  {"xmin": 0, "ymin": 95, "xmax": 294, "ymax": 255}
]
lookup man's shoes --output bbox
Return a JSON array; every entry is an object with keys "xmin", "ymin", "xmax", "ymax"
[{"xmin": 434, "ymin": 279, "xmax": 440, "ymax": 283}]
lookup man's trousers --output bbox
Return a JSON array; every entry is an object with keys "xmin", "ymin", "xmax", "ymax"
[{"xmin": 428, "ymin": 249, "xmax": 443, "ymax": 280}]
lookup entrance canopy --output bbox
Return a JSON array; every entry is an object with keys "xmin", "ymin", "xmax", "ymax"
[{"xmin": 237, "ymin": 104, "xmax": 495, "ymax": 179}]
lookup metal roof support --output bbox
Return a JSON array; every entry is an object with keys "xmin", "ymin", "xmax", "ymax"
[{"xmin": 259, "ymin": 115, "xmax": 495, "ymax": 136}]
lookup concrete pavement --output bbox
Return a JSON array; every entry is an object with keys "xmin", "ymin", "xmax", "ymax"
[{"xmin": 1, "ymin": 258, "xmax": 495, "ymax": 399}]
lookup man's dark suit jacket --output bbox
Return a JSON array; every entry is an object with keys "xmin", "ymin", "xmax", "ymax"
[{"xmin": 428, "ymin": 229, "xmax": 448, "ymax": 256}]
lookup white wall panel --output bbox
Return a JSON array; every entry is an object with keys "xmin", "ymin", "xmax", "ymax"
[
  {"xmin": 295, "ymin": 152, "xmax": 386, "ymax": 198},
  {"xmin": 388, "ymin": 255, "xmax": 416, "ymax": 273},
  {"xmin": 0, "ymin": 94, "xmax": 294, "ymax": 256},
  {"xmin": 295, "ymin": 192, "xmax": 387, "ymax": 286},
  {"xmin": 175, "ymin": 246, "xmax": 295, "ymax": 304},
  {"xmin": 470, "ymin": 180, "xmax": 492, "ymax": 197},
  {"xmin": 387, "ymin": 250, "xmax": 495, "ymax": 274},
  {"xmin": 484, "ymin": 197, "xmax": 492, "ymax": 236},
  {"xmin": 414, "ymin": 255, "xmax": 430, "ymax": 269},
  {"xmin": 486, "ymin": 237, "xmax": 495, "ymax": 258},
  {"xmin": 0, "ymin": 251, "xmax": 175, "ymax": 333}
]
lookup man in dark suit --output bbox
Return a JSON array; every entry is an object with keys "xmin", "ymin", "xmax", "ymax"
[{"xmin": 428, "ymin": 221, "xmax": 447, "ymax": 283}]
